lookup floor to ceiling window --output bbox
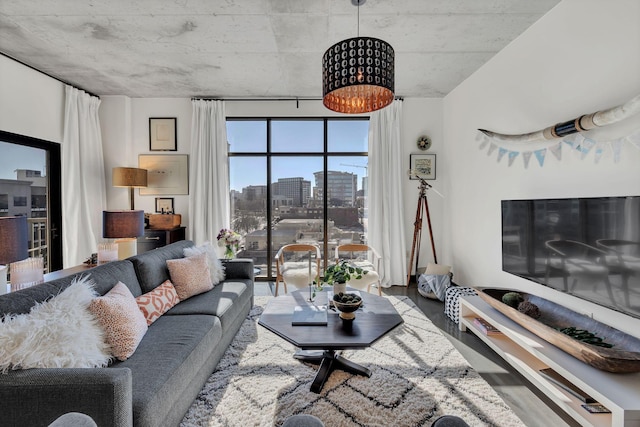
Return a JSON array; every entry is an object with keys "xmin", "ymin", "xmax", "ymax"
[
  {"xmin": 227, "ymin": 118, "xmax": 369, "ymax": 280},
  {"xmin": 0, "ymin": 130, "xmax": 62, "ymax": 273}
]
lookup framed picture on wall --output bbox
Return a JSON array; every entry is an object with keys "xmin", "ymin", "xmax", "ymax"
[
  {"xmin": 410, "ymin": 153, "xmax": 436, "ymax": 180},
  {"xmin": 149, "ymin": 117, "xmax": 177, "ymax": 151},
  {"xmin": 155, "ymin": 197, "xmax": 174, "ymax": 213},
  {"xmin": 139, "ymin": 154, "xmax": 189, "ymax": 195}
]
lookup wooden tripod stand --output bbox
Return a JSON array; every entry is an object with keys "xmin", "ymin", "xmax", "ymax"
[{"xmin": 406, "ymin": 175, "xmax": 437, "ymax": 286}]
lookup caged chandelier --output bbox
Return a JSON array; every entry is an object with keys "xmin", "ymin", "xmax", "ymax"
[{"xmin": 322, "ymin": 0, "xmax": 395, "ymax": 114}]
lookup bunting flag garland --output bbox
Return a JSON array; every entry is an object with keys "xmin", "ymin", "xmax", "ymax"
[
  {"xmin": 548, "ymin": 143, "xmax": 562, "ymax": 161},
  {"xmin": 477, "ymin": 126, "xmax": 640, "ymax": 167},
  {"xmin": 594, "ymin": 145, "xmax": 604, "ymax": 164},
  {"xmin": 534, "ymin": 149, "xmax": 546, "ymax": 166},
  {"xmin": 497, "ymin": 148, "xmax": 508, "ymax": 162}
]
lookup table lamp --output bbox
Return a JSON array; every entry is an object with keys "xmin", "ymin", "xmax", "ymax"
[
  {"xmin": 112, "ymin": 167, "xmax": 147, "ymax": 210},
  {"xmin": 103, "ymin": 210, "xmax": 145, "ymax": 259},
  {"xmin": 0, "ymin": 216, "xmax": 29, "ymax": 294}
]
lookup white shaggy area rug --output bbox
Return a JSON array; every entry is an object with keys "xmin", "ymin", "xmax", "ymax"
[{"xmin": 181, "ymin": 296, "xmax": 524, "ymax": 427}]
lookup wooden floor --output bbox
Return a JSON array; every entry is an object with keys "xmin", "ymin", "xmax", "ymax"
[{"xmin": 255, "ymin": 282, "xmax": 579, "ymax": 427}]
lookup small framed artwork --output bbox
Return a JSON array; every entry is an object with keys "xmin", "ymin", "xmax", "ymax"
[
  {"xmin": 139, "ymin": 154, "xmax": 189, "ymax": 195},
  {"xmin": 410, "ymin": 154, "xmax": 436, "ymax": 180},
  {"xmin": 155, "ymin": 197, "xmax": 174, "ymax": 213},
  {"xmin": 149, "ymin": 117, "xmax": 177, "ymax": 151}
]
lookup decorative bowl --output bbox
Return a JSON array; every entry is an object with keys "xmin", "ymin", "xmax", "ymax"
[{"xmin": 333, "ymin": 293, "xmax": 363, "ymax": 320}]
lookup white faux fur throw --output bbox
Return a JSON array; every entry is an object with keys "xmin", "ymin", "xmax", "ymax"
[{"xmin": 0, "ymin": 276, "xmax": 112, "ymax": 372}]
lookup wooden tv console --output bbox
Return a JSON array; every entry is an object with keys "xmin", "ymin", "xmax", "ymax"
[{"xmin": 459, "ymin": 295, "xmax": 640, "ymax": 427}]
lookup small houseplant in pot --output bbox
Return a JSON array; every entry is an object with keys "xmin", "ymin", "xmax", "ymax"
[{"xmin": 323, "ymin": 259, "xmax": 369, "ymax": 294}]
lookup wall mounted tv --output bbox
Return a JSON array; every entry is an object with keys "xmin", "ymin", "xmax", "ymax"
[{"xmin": 501, "ymin": 196, "xmax": 640, "ymax": 318}]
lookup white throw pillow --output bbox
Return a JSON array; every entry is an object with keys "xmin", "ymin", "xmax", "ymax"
[
  {"xmin": 0, "ymin": 276, "xmax": 112, "ymax": 373},
  {"xmin": 184, "ymin": 242, "xmax": 225, "ymax": 285},
  {"xmin": 425, "ymin": 262, "xmax": 451, "ymax": 276}
]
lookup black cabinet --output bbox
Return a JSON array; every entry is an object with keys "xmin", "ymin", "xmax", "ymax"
[{"xmin": 137, "ymin": 226, "xmax": 186, "ymax": 254}]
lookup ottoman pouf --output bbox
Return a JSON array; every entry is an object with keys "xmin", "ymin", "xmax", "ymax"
[
  {"xmin": 444, "ymin": 286, "xmax": 477, "ymax": 324},
  {"xmin": 431, "ymin": 415, "xmax": 471, "ymax": 427},
  {"xmin": 282, "ymin": 414, "xmax": 325, "ymax": 427}
]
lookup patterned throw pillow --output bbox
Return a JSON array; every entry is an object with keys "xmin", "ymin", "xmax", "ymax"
[
  {"xmin": 88, "ymin": 281, "xmax": 148, "ymax": 361},
  {"xmin": 183, "ymin": 242, "xmax": 225, "ymax": 285},
  {"xmin": 166, "ymin": 252, "xmax": 213, "ymax": 300},
  {"xmin": 136, "ymin": 280, "xmax": 180, "ymax": 325}
]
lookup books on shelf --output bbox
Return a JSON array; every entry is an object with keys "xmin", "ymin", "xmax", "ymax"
[
  {"xmin": 473, "ymin": 317, "xmax": 502, "ymax": 336},
  {"xmin": 292, "ymin": 305, "xmax": 328, "ymax": 326}
]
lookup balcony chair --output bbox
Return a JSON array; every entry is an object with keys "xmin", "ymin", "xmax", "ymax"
[
  {"xmin": 544, "ymin": 239, "xmax": 617, "ymax": 305},
  {"xmin": 334, "ymin": 243, "xmax": 382, "ymax": 295},
  {"xmin": 274, "ymin": 243, "xmax": 321, "ymax": 296}
]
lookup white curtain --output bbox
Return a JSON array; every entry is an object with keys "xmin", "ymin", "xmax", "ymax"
[
  {"xmin": 189, "ymin": 100, "xmax": 229, "ymax": 245},
  {"xmin": 61, "ymin": 85, "xmax": 107, "ymax": 267},
  {"xmin": 368, "ymin": 101, "xmax": 407, "ymax": 287}
]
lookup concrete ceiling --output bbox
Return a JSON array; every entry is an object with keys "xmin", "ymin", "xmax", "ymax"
[{"xmin": 0, "ymin": 0, "xmax": 560, "ymax": 99}]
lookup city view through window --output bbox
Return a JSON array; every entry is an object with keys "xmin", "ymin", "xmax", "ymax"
[
  {"xmin": 0, "ymin": 140, "xmax": 50, "ymax": 273},
  {"xmin": 227, "ymin": 119, "xmax": 369, "ymax": 280}
]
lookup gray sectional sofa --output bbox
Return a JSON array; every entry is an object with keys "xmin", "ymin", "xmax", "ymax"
[{"xmin": 0, "ymin": 240, "xmax": 254, "ymax": 427}]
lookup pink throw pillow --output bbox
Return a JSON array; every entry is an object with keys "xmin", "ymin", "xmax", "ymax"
[
  {"xmin": 166, "ymin": 252, "xmax": 213, "ymax": 300},
  {"xmin": 88, "ymin": 281, "xmax": 148, "ymax": 361},
  {"xmin": 136, "ymin": 280, "xmax": 180, "ymax": 325}
]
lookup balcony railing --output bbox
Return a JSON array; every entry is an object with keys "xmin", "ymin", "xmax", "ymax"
[{"xmin": 27, "ymin": 217, "xmax": 49, "ymax": 273}]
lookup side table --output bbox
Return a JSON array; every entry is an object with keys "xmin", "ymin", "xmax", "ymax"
[{"xmin": 137, "ymin": 226, "xmax": 186, "ymax": 253}]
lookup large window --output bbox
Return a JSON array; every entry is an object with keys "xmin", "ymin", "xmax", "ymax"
[
  {"xmin": 227, "ymin": 118, "xmax": 369, "ymax": 280},
  {"xmin": 0, "ymin": 131, "xmax": 62, "ymax": 273}
]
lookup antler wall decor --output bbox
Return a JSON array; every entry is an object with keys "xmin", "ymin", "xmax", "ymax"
[{"xmin": 477, "ymin": 94, "xmax": 640, "ymax": 167}]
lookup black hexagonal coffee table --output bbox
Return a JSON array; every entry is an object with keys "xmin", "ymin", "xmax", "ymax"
[{"xmin": 258, "ymin": 289, "xmax": 403, "ymax": 393}]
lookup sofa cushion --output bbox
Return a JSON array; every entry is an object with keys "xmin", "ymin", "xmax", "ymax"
[
  {"xmin": 166, "ymin": 253, "xmax": 213, "ymax": 300},
  {"xmin": 130, "ymin": 240, "xmax": 195, "ymax": 293},
  {"xmin": 113, "ymin": 314, "xmax": 222, "ymax": 427},
  {"xmin": 0, "ymin": 276, "xmax": 111, "ymax": 372},
  {"xmin": 164, "ymin": 280, "xmax": 250, "ymax": 334},
  {"xmin": 89, "ymin": 282, "xmax": 148, "ymax": 361},
  {"xmin": 135, "ymin": 280, "xmax": 180, "ymax": 326}
]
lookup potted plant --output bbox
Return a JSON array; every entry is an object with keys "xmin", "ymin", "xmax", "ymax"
[{"xmin": 322, "ymin": 259, "xmax": 369, "ymax": 294}]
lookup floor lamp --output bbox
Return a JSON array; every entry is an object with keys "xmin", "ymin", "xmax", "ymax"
[
  {"xmin": 406, "ymin": 171, "xmax": 438, "ymax": 286},
  {"xmin": 0, "ymin": 216, "xmax": 29, "ymax": 294},
  {"xmin": 103, "ymin": 210, "xmax": 145, "ymax": 260}
]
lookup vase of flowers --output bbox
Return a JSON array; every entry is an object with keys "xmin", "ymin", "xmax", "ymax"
[{"xmin": 217, "ymin": 228, "xmax": 241, "ymax": 259}]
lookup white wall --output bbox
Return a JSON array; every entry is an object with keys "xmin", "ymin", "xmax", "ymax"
[
  {"xmin": 443, "ymin": 0, "xmax": 640, "ymax": 335},
  {"xmin": 0, "ymin": 55, "xmax": 65, "ymax": 143},
  {"xmin": 100, "ymin": 97, "xmax": 192, "ymax": 228}
]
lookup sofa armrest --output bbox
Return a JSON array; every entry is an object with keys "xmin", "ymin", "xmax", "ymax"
[
  {"xmin": 0, "ymin": 368, "xmax": 132, "ymax": 427},
  {"xmin": 221, "ymin": 258, "xmax": 254, "ymax": 281}
]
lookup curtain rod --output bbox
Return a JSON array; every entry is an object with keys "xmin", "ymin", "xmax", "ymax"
[
  {"xmin": 192, "ymin": 96, "xmax": 404, "ymax": 105},
  {"xmin": 1, "ymin": 51, "xmax": 100, "ymax": 99}
]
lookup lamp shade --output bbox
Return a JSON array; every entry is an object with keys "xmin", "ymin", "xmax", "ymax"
[
  {"xmin": 103, "ymin": 210, "xmax": 145, "ymax": 239},
  {"xmin": 322, "ymin": 37, "xmax": 395, "ymax": 114},
  {"xmin": 112, "ymin": 167, "xmax": 147, "ymax": 188},
  {"xmin": 0, "ymin": 216, "xmax": 29, "ymax": 265}
]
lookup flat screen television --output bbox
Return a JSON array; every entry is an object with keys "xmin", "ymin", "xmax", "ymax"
[{"xmin": 501, "ymin": 196, "xmax": 640, "ymax": 318}]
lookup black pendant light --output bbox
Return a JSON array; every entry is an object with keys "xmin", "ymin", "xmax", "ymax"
[{"xmin": 322, "ymin": 0, "xmax": 395, "ymax": 114}]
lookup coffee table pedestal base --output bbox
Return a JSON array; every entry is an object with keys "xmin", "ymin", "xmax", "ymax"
[{"xmin": 294, "ymin": 349, "xmax": 371, "ymax": 393}]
